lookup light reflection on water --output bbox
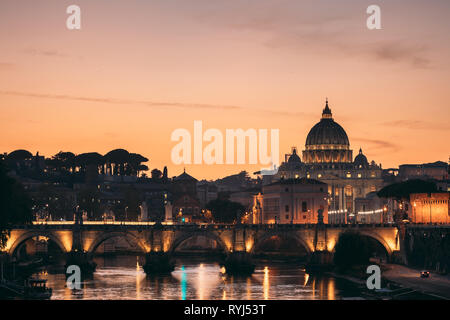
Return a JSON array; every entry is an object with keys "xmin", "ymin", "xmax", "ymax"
[{"xmin": 44, "ymin": 255, "xmax": 357, "ymax": 300}]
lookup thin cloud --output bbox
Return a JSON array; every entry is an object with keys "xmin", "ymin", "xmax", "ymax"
[
  {"xmin": 193, "ymin": 1, "xmax": 432, "ymax": 69},
  {"xmin": 0, "ymin": 90, "xmax": 326, "ymax": 117},
  {"xmin": 0, "ymin": 90, "xmax": 243, "ymax": 111},
  {"xmin": 0, "ymin": 62, "xmax": 15, "ymax": 69},
  {"xmin": 381, "ymin": 120, "xmax": 449, "ymax": 131},
  {"xmin": 265, "ymin": 31, "xmax": 432, "ymax": 69},
  {"xmin": 371, "ymin": 42, "xmax": 431, "ymax": 69},
  {"xmin": 352, "ymin": 137, "xmax": 399, "ymax": 152},
  {"xmin": 257, "ymin": 108, "xmax": 318, "ymax": 119},
  {"xmin": 23, "ymin": 48, "xmax": 69, "ymax": 58}
]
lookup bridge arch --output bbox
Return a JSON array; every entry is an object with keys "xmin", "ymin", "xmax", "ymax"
[
  {"xmin": 86, "ymin": 231, "xmax": 149, "ymax": 254},
  {"xmin": 8, "ymin": 231, "xmax": 69, "ymax": 257},
  {"xmin": 251, "ymin": 231, "xmax": 312, "ymax": 255},
  {"xmin": 357, "ymin": 231, "xmax": 393, "ymax": 257},
  {"xmin": 169, "ymin": 231, "xmax": 229, "ymax": 254},
  {"xmin": 330, "ymin": 230, "xmax": 394, "ymax": 262}
]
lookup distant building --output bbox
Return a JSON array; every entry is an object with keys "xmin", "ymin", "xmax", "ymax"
[
  {"xmin": 229, "ymin": 188, "xmax": 261, "ymax": 211},
  {"xmin": 172, "ymin": 194, "xmax": 202, "ymax": 223},
  {"xmin": 352, "ymin": 192, "xmax": 388, "ymax": 224},
  {"xmin": 261, "ymin": 178, "xmax": 328, "ymax": 224},
  {"xmin": 197, "ymin": 182, "xmax": 218, "ymax": 207},
  {"xmin": 409, "ymin": 192, "xmax": 450, "ymax": 224},
  {"xmin": 215, "ymin": 171, "xmax": 257, "ymax": 193},
  {"xmin": 436, "ymin": 179, "xmax": 450, "ymax": 192},
  {"xmin": 399, "ymin": 161, "xmax": 448, "ymax": 181},
  {"xmin": 140, "ymin": 187, "xmax": 171, "ymax": 222},
  {"xmin": 382, "ymin": 168, "xmax": 399, "ymax": 184},
  {"xmin": 171, "ymin": 170, "xmax": 202, "ymax": 222},
  {"xmin": 172, "ymin": 169, "xmax": 198, "ymax": 196}
]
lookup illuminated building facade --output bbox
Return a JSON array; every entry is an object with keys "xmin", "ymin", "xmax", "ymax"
[
  {"xmin": 409, "ymin": 192, "xmax": 450, "ymax": 224},
  {"xmin": 261, "ymin": 178, "xmax": 328, "ymax": 224}
]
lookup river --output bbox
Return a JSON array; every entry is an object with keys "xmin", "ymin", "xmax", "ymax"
[{"xmin": 38, "ymin": 255, "xmax": 363, "ymax": 300}]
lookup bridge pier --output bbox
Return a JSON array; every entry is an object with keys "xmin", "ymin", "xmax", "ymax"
[
  {"xmin": 64, "ymin": 211, "xmax": 96, "ymax": 277},
  {"xmin": 223, "ymin": 252, "xmax": 255, "ymax": 276},
  {"xmin": 65, "ymin": 251, "xmax": 97, "ymax": 278},
  {"xmin": 143, "ymin": 252, "xmax": 175, "ymax": 275},
  {"xmin": 305, "ymin": 250, "xmax": 334, "ymax": 273}
]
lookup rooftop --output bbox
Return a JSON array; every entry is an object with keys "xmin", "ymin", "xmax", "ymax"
[{"xmin": 267, "ymin": 177, "xmax": 327, "ymax": 186}]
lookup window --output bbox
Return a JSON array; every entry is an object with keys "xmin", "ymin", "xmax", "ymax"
[
  {"xmin": 302, "ymin": 201, "xmax": 307, "ymax": 212},
  {"xmin": 345, "ymin": 186, "xmax": 353, "ymax": 197},
  {"xmin": 285, "ymin": 188, "xmax": 289, "ymax": 192},
  {"xmin": 285, "ymin": 215, "xmax": 289, "ymax": 219},
  {"xmin": 263, "ymin": 198, "xmax": 280, "ymax": 216},
  {"xmin": 285, "ymin": 205, "xmax": 289, "ymax": 212}
]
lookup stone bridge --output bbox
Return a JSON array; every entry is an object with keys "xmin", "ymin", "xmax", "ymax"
[{"xmin": 4, "ymin": 222, "xmax": 401, "ymax": 260}]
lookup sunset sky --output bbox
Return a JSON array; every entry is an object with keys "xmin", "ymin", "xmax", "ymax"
[{"xmin": 1, "ymin": 0, "xmax": 449, "ymax": 180}]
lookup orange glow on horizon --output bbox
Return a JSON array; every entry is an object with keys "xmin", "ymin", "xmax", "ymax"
[{"xmin": 1, "ymin": 1, "xmax": 449, "ymax": 180}]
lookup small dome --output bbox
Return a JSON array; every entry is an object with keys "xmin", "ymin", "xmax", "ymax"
[
  {"xmin": 354, "ymin": 148, "xmax": 368, "ymax": 168},
  {"xmin": 288, "ymin": 148, "xmax": 301, "ymax": 163}
]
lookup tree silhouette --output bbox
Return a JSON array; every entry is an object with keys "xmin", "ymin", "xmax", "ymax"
[
  {"xmin": 104, "ymin": 149, "xmax": 130, "ymax": 176},
  {"xmin": 0, "ymin": 161, "xmax": 33, "ymax": 249},
  {"xmin": 5, "ymin": 149, "xmax": 33, "ymax": 173},
  {"xmin": 377, "ymin": 179, "xmax": 437, "ymax": 200},
  {"xmin": 162, "ymin": 166, "xmax": 168, "ymax": 182},
  {"xmin": 151, "ymin": 169, "xmax": 162, "ymax": 180},
  {"xmin": 128, "ymin": 153, "xmax": 149, "ymax": 176},
  {"xmin": 206, "ymin": 199, "xmax": 245, "ymax": 223},
  {"xmin": 46, "ymin": 151, "xmax": 76, "ymax": 173}
]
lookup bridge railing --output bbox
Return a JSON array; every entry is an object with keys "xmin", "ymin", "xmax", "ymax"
[
  {"xmin": 13, "ymin": 220, "xmax": 445, "ymax": 231},
  {"xmin": 17, "ymin": 221, "xmax": 402, "ymax": 230}
]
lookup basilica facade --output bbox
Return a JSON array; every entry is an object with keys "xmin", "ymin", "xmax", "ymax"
[{"xmin": 267, "ymin": 100, "xmax": 384, "ymax": 223}]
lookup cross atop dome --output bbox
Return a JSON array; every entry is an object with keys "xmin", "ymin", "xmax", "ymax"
[{"xmin": 322, "ymin": 98, "xmax": 333, "ymax": 119}]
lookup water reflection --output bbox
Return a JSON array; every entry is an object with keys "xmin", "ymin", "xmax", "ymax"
[
  {"xmin": 41, "ymin": 255, "xmax": 359, "ymax": 300},
  {"xmin": 263, "ymin": 266, "xmax": 269, "ymax": 300},
  {"xmin": 180, "ymin": 266, "xmax": 187, "ymax": 300}
]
